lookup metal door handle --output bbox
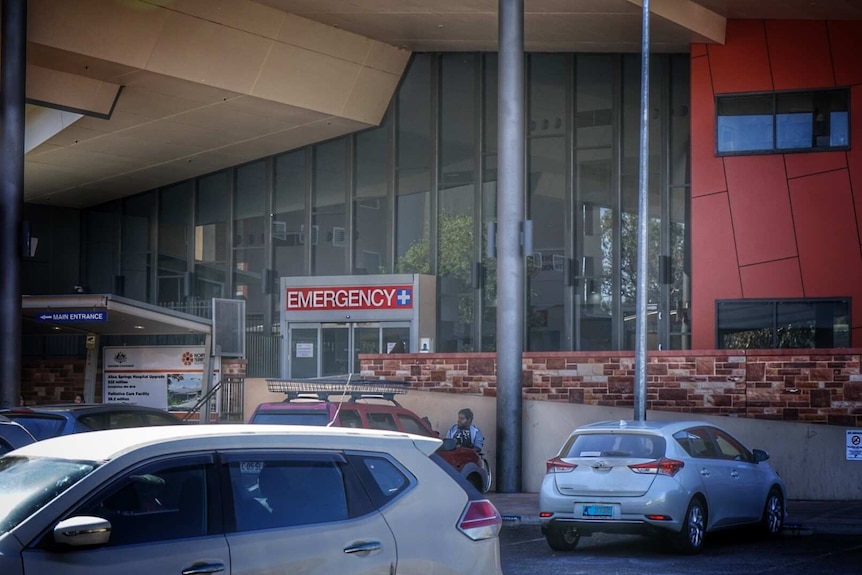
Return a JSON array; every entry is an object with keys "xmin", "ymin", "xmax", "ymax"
[
  {"xmin": 182, "ymin": 563, "xmax": 225, "ymax": 575},
  {"xmin": 730, "ymin": 470, "xmax": 739, "ymax": 478},
  {"xmin": 700, "ymin": 469, "xmax": 710, "ymax": 477},
  {"xmin": 344, "ymin": 541, "xmax": 382, "ymax": 554}
]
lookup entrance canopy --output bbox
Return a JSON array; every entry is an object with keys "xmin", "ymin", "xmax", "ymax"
[{"xmin": 22, "ymin": 294, "xmax": 211, "ymax": 337}]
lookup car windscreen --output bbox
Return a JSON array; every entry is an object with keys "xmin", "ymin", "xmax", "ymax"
[
  {"xmin": 250, "ymin": 412, "xmax": 331, "ymax": 426},
  {"xmin": 5, "ymin": 415, "xmax": 67, "ymax": 441},
  {"xmin": 562, "ymin": 433, "xmax": 666, "ymax": 459},
  {"xmin": 0, "ymin": 455, "xmax": 98, "ymax": 535}
]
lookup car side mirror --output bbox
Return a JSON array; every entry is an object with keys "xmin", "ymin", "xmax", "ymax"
[
  {"xmin": 440, "ymin": 437, "xmax": 456, "ymax": 451},
  {"xmin": 54, "ymin": 516, "xmax": 112, "ymax": 547},
  {"xmin": 752, "ymin": 448, "xmax": 770, "ymax": 463}
]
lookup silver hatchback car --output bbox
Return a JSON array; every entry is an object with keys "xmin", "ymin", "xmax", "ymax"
[
  {"xmin": 0, "ymin": 424, "xmax": 503, "ymax": 574},
  {"xmin": 539, "ymin": 420, "xmax": 786, "ymax": 554}
]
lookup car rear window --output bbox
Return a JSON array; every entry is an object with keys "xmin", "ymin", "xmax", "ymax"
[
  {"xmin": 250, "ymin": 413, "xmax": 331, "ymax": 426},
  {"xmin": 562, "ymin": 433, "xmax": 665, "ymax": 459}
]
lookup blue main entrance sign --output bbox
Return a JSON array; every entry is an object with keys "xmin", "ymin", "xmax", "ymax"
[{"xmin": 36, "ymin": 310, "xmax": 108, "ymax": 322}]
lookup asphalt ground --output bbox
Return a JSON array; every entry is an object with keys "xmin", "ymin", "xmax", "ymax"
[{"xmin": 487, "ymin": 492, "xmax": 862, "ymax": 536}]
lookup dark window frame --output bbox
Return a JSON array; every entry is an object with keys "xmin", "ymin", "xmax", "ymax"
[
  {"xmin": 715, "ymin": 88, "xmax": 850, "ymax": 156},
  {"xmin": 715, "ymin": 297, "xmax": 851, "ymax": 349}
]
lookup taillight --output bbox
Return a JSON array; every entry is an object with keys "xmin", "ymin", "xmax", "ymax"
[
  {"xmin": 546, "ymin": 456, "xmax": 577, "ymax": 474},
  {"xmin": 629, "ymin": 458, "xmax": 684, "ymax": 477},
  {"xmin": 457, "ymin": 499, "xmax": 502, "ymax": 541}
]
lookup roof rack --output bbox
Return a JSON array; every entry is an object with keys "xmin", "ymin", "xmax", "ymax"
[{"xmin": 265, "ymin": 376, "xmax": 411, "ymax": 402}]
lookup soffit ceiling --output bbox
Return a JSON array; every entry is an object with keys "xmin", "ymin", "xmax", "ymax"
[
  {"xmin": 17, "ymin": 0, "xmax": 862, "ymax": 210},
  {"xmin": 254, "ymin": 0, "xmax": 862, "ymax": 52}
]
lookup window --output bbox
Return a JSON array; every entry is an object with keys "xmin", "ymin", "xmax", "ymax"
[
  {"xmin": 225, "ymin": 454, "xmax": 353, "ymax": 532},
  {"xmin": 77, "ymin": 460, "xmax": 210, "ymax": 546},
  {"xmin": 397, "ymin": 414, "xmax": 431, "ymax": 436},
  {"xmin": 673, "ymin": 428, "xmax": 714, "ymax": 459},
  {"xmin": 716, "ymin": 89, "xmax": 849, "ymax": 155},
  {"xmin": 708, "ymin": 428, "xmax": 753, "ymax": 463},
  {"xmin": 716, "ymin": 298, "xmax": 850, "ymax": 349},
  {"xmin": 366, "ymin": 412, "xmax": 398, "ymax": 431}
]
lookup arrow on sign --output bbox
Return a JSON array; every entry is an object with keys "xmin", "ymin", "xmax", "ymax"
[{"xmin": 38, "ymin": 313, "xmax": 53, "ymax": 320}]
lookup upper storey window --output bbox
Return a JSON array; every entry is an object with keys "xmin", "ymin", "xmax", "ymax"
[{"xmin": 716, "ymin": 88, "xmax": 849, "ymax": 155}]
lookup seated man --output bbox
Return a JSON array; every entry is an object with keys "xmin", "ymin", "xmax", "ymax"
[{"xmin": 446, "ymin": 408, "xmax": 484, "ymax": 451}]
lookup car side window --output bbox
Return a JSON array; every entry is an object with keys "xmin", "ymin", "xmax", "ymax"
[
  {"xmin": 397, "ymin": 414, "xmax": 431, "ymax": 436},
  {"xmin": 339, "ymin": 409, "xmax": 362, "ymax": 428},
  {"xmin": 366, "ymin": 412, "xmax": 398, "ymax": 431},
  {"xmin": 76, "ymin": 461, "xmax": 209, "ymax": 546},
  {"xmin": 673, "ymin": 428, "xmax": 715, "ymax": 459},
  {"xmin": 108, "ymin": 412, "xmax": 145, "ymax": 429},
  {"xmin": 709, "ymin": 428, "xmax": 753, "ymax": 462},
  {"xmin": 142, "ymin": 412, "xmax": 181, "ymax": 426},
  {"xmin": 347, "ymin": 454, "xmax": 412, "ymax": 508},
  {"xmin": 226, "ymin": 456, "xmax": 351, "ymax": 532},
  {"xmin": 0, "ymin": 438, "xmax": 12, "ymax": 456}
]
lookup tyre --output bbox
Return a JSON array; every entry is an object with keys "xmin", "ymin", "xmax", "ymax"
[
  {"xmin": 545, "ymin": 524, "xmax": 580, "ymax": 551},
  {"xmin": 761, "ymin": 488, "xmax": 784, "ymax": 537},
  {"xmin": 671, "ymin": 498, "xmax": 706, "ymax": 554},
  {"xmin": 481, "ymin": 457, "xmax": 492, "ymax": 493}
]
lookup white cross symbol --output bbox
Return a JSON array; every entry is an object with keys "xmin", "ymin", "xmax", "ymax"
[{"xmin": 396, "ymin": 289, "xmax": 411, "ymax": 306}]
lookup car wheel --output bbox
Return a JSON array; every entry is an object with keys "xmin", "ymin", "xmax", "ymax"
[
  {"xmin": 671, "ymin": 498, "xmax": 706, "ymax": 554},
  {"xmin": 545, "ymin": 524, "xmax": 580, "ymax": 551},
  {"xmin": 481, "ymin": 458, "xmax": 492, "ymax": 493},
  {"xmin": 761, "ymin": 488, "xmax": 784, "ymax": 536}
]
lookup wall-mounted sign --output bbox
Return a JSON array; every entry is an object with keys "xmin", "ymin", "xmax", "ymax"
[
  {"xmin": 285, "ymin": 285, "xmax": 413, "ymax": 311},
  {"xmin": 847, "ymin": 430, "xmax": 862, "ymax": 461},
  {"xmin": 36, "ymin": 310, "xmax": 107, "ymax": 322}
]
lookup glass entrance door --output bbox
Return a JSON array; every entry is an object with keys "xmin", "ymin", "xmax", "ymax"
[{"xmin": 288, "ymin": 323, "xmax": 410, "ymax": 378}]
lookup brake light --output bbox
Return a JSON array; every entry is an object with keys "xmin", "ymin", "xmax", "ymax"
[
  {"xmin": 628, "ymin": 458, "xmax": 684, "ymax": 477},
  {"xmin": 546, "ymin": 457, "xmax": 577, "ymax": 474},
  {"xmin": 457, "ymin": 499, "xmax": 502, "ymax": 541}
]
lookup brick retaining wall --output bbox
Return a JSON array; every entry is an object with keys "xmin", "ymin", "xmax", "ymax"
[{"xmin": 361, "ymin": 349, "xmax": 862, "ymax": 427}]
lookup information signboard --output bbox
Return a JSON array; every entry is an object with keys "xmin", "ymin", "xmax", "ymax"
[{"xmin": 103, "ymin": 346, "xmax": 218, "ymax": 411}]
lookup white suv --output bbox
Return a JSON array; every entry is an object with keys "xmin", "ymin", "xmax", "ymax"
[{"xmin": 0, "ymin": 425, "xmax": 503, "ymax": 575}]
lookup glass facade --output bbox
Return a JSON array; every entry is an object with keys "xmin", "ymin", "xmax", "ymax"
[{"xmin": 82, "ymin": 52, "xmax": 691, "ymax": 371}]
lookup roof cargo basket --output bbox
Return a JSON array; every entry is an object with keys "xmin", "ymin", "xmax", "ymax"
[{"xmin": 265, "ymin": 375, "xmax": 411, "ymax": 402}]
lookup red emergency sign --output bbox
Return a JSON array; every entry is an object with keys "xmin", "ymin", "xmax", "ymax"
[{"xmin": 285, "ymin": 285, "xmax": 414, "ymax": 311}]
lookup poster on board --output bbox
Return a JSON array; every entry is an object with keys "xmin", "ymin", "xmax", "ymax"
[{"xmin": 103, "ymin": 346, "xmax": 219, "ymax": 412}]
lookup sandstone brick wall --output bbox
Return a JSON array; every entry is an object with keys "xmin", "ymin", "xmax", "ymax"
[
  {"xmin": 361, "ymin": 349, "xmax": 862, "ymax": 427},
  {"xmin": 21, "ymin": 359, "xmax": 89, "ymax": 404}
]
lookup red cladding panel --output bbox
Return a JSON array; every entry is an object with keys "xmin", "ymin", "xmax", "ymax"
[
  {"xmin": 691, "ymin": 56, "xmax": 726, "ymax": 197},
  {"xmin": 690, "ymin": 44, "xmax": 707, "ymax": 58},
  {"xmin": 740, "ymin": 259, "xmax": 803, "ymax": 299},
  {"xmin": 828, "ymin": 21, "xmax": 862, "ymax": 86},
  {"xmin": 789, "ymin": 170, "xmax": 862, "ymax": 326},
  {"xmin": 765, "ymin": 20, "xmax": 834, "ymax": 90},
  {"xmin": 692, "ymin": 193, "xmax": 741, "ymax": 349},
  {"xmin": 725, "ymin": 155, "xmax": 796, "ymax": 266},
  {"xmin": 785, "ymin": 152, "xmax": 847, "ymax": 180},
  {"xmin": 848, "ymin": 87, "xmax": 862, "ymax": 237},
  {"xmin": 708, "ymin": 20, "xmax": 772, "ymax": 94}
]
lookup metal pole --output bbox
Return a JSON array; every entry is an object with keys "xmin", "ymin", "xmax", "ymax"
[
  {"xmin": 1, "ymin": 0, "xmax": 26, "ymax": 409},
  {"xmin": 496, "ymin": 0, "xmax": 525, "ymax": 492},
  {"xmin": 634, "ymin": 0, "xmax": 651, "ymax": 421}
]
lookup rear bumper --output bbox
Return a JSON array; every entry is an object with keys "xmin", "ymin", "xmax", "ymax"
[{"xmin": 541, "ymin": 517, "xmax": 673, "ymax": 537}]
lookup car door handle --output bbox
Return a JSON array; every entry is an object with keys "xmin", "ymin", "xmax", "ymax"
[
  {"xmin": 730, "ymin": 470, "xmax": 739, "ymax": 478},
  {"xmin": 344, "ymin": 541, "xmax": 382, "ymax": 554},
  {"xmin": 181, "ymin": 562, "xmax": 226, "ymax": 575},
  {"xmin": 699, "ymin": 468, "xmax": 710, "ymax": 477}
]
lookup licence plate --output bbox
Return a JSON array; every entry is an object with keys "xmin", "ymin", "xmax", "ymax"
[{"xmin": 583, "ymin": 505, "xmax": 613, "ymax": 518}]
